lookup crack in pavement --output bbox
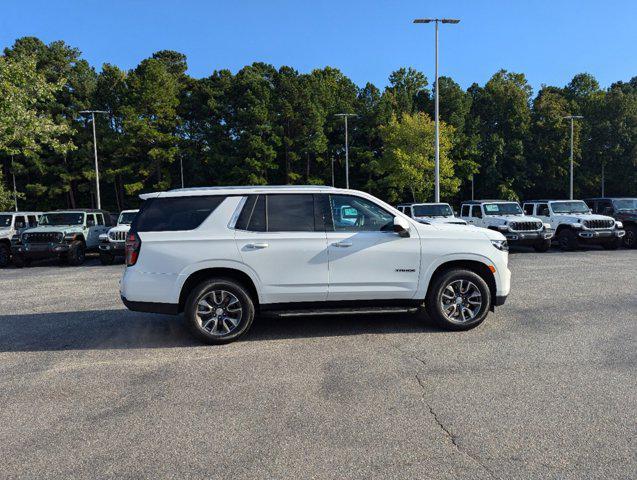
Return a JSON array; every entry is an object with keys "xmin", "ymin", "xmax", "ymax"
[{"xmin": 393, "ymin": 345, "xmax": 498, "ymax": 479}]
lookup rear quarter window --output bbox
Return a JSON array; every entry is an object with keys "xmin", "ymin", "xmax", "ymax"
[{"xmin": 134, "ymin": 196, "xmax": 227, "ymax": 232}]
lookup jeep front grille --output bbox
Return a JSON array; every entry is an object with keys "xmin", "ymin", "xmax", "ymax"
[
  {"xmin": 584, "ymin": 219, "xmax": 614, "ymax": 229},
  {"xmin": 109, "ymin": 230, "xmax": 127, "ymax": 242},
  {"xmin": 510, "ymin": 221, "xmax": 542, "ymax": 232},
  {"xmin": 23, "ymin": 232, "xmax": 63, "ymax": 244}
]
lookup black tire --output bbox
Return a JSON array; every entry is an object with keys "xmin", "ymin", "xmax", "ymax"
[
  {"xmin": 425, "ymin": 268, "xmax": 491, "ymax": 331},
  {"xmin": 533, "ymin": 239, "xmax": 551, "ymax": 252},
  {"xmin": 623, "ymin": 225, "xmax": 636, "ymax": 249},
  {"xmin": 100, "ymin": 253, "xmax": 115, "ymax": 265},
  {"xmin": 184, "ymin": 278, "xmax": 256, "ymax": 344},
  {"xmin": 67, "ymin": 241, "xmax": 86, "ymax": 266},
  {"xmin": 557, "ymin": 229, "xmax": 578, "ymax": 251},
  {"xmin": 602, "ymin": 238, "xmax": 620, "ymax": 250},
  {"xmin": 13, "ymin": 255, "xmax": 30, "ymax": 268},
  {"xmin": 0, "ymin": 243, "xmax": 10, "ymax": 268}
]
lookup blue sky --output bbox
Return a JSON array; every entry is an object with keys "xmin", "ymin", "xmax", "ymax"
[{"xmin": 2, "ymin": 0, "xmax": 636, "ymax": 94}]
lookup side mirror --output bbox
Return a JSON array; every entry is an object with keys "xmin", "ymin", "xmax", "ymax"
[{"xmin": 393, "ymin": 216, "xmax": 411, "ymax": 237}]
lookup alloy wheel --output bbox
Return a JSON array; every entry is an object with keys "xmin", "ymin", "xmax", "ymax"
[
  {"xmin": 196, "ymin": 289, "xmax": 243, "ymax": 336},
  {"xmin": 440, "ymin": 279, "xmax": 483, "ymax": 324}
]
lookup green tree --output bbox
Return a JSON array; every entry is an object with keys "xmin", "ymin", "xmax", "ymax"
[{"xmin": 380, "ymin": 112, "xmax": 458, "ymax": 203}]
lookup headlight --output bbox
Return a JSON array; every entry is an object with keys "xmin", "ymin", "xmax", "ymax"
[
  {"xmin": 615, "ymin": 221, "xmax": 623, "ymax": 229},
  {"xmin": 99, "ymin": 233, "xmax": 108, "ymax": 241},
  {"xmin": 572, "ymin": 222, "xmax": 582, "ymax": 228},
  {"xmin": 491, "ymin": 239, "xmax": 509, "ymax": 251},
  {"xmin": 497, "ymin": 224, "xmax": 509, "ymax": 231},
  {"xmin": 543, "ymin": 223, "xmax": 552, "ymax": 230}
]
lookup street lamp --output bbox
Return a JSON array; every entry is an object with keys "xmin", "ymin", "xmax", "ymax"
[
  {"xmin": 413, "ymin": 18, "xmax": 460, "ymax": 202},
  {"xmin": 335, "ymin": 113, "xmax": 357, "ymax": 189},
  {"xmin": 79, "ymin": 110, "xmax": 108, "ymax": 209},
  {"xmin": 563, "ymin": 115, "xmax": 583, "ymax": 200}
]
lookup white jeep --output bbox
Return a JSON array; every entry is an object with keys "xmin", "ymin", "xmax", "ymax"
[
  {"xmin": 460, "ymin": 200, "xmax": 553, "ymax": 252},
  {"xmin": 396, "ymin": 203, "xmax": 467, "ymax": 225},
  {"xmin": 99, "ymin": 209, "xmax": 139, "ymax": 265},
  {"xmin": 120, "ymin": 186, "xmax": 511, "ymax": 344},
  {"xmin": 12, "ymin": 209, "xmax": 112, "ymax": 267},
  {"xmin": 523, "ymin": 200, "xmax": 625, "ymax": 250},
  {"xmin": 0, "ymin": 211, "xmax": 41, "ymax": 267}
]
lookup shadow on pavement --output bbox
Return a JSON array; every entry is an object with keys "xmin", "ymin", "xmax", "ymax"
[{"xmin": 0, "ymin": 308, "xmax": 439, "ymax": 352}]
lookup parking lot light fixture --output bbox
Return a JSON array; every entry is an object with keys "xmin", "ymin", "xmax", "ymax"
[
  {"xmin": 335, "ymin": 113, "xmax": 357, "ymax": 189},
  {"xmin": 413, "ymin": 18, "xmax": 461, "ymax": 202},
  {"xmin": 79, "ymin": 110, "xmax": 108, "ymax": 209},
  {"xmin": 563, "ymin": 115, "xmax": 584, "ymax": 200}
]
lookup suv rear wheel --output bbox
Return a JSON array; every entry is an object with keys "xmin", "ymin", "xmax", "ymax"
[
  {"xmin": 185, "ymin": 278, "xmax": 255, "ymax": 344},
  {"xmin": 426, "ymin": 269, "xmax": 491, "ymax": 331}
]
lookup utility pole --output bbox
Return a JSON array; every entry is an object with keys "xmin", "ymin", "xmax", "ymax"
[
  {"xmin": 79, "ymin": 110, "xmax": 108, "ymax": 209},
  {"xmin": 414, "ymin": 17, "xmax": 460, "ymax": 202},
  {"xmin": 563, "ymin": 115, "xmax": 583, "ymax": 200},
  {"xmin": 335, "ymin": 113, "xmax": 357, "ymax": 189}
]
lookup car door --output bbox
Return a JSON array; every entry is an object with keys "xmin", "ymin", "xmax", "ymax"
[
  {"xmin": 460, "ymin": 204, "xmax": 472, "ymax": 224},
  {"xmin": 13, "ymin": 215, "xmax": 27, "ymax": 235},
  {"xmin": 234, "ymin": 194, "xmax": 329, "ymax": 305},
  {"xmin": 535, "ymin": 203, "xmax": 553, "ymax": 228},
  {"xmin": 325, "ymin": 193, "xmax": 421, "ymax": 301},
  {"xmin": 85, "ymin": 214, "xmax": 99, "ymax": 247}
]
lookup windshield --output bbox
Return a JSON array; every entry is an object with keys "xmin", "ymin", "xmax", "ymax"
[
  {"xmin": 39, "ymin": 212, "xmax": 85, "ymax": 226},
  {"xmin": 0, "ymin": 215, "xmax": 12, "ymax": 228},
  {"xmin": 613, "ymin": 199, "xmax": 637, "ymax": 211},
  {"xmin": 550, "ymin": 201, "xmax": 590, "ymax": 214},
  {"xmin": 118, "ymin": 212, "xmax": 137, "ymax": 224},
  {"xmin": 413, "ymin": 204, "xmax": 453, "ymax": 217},
  {"xmin": 483, "ymin": 203, "xmax": 523, "ymax": 216}
]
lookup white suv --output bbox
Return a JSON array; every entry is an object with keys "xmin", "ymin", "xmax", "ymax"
[{"xmin": 120, "ymin": 186, "xmax": 511, "ymax": 344}]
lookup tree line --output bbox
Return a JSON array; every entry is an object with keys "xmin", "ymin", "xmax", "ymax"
[{"xmin": 1, "ymin": 36, "xmax": 636, "ymax": 212}]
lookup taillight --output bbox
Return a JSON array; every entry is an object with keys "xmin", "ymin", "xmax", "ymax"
[{"xmin": 125, "ymin": 232, "xmax": 141, "ymax": 266}]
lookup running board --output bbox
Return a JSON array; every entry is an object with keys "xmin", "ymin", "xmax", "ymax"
[{"xmin": 272, "ymin": 307, "xmax": 418, "ymax": 317}]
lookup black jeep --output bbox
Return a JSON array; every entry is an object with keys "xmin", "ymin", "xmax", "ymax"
[{"xmin": 584, "ymin": 198, "xmax": 637, "ymax": 248}]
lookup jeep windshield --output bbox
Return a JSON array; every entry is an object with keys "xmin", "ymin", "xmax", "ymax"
[
  {"xmin": 39, "ymin": 213, "xmax": 85, "ymax": 226},
  {"xmin": 0, "ymin": 215, "xmax": 12, "ymax": 228},
  {"xmin": 118, "ymin": 212, "xmax": 137, "ymax": 224},
  {"xmin": 413, "ymin": 204, "xmax": 453, "ymax": 217},
  {"xmin": 483, "ymin": 203, "xmax": 523, "ymax": 216},
  {"xmin": 550, "ymin": 201, "xmax": 590, "ymax": 214},
  {"xmin": 613, "ymin": 199, "xmax": 637, "ymax": 211}
]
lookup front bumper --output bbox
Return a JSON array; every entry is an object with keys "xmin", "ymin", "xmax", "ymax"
[
  {"xmin": 576, "ymin": 229, "xmax": 625, "ymax": 243},
  {"xmin": 99, "ymin": 242, "xmax": 125, "ymax": 254},
  {"xmin": 502, "ymin": 230, "xmax": 553, "ymax": 244},
  {"xmin": 12, "ymin": 242, "xmax": 70, "ymax": 258}
]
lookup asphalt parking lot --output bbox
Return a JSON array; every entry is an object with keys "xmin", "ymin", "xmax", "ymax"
[{"xmin": 1, "ymin": 248, "xmax": 635, "ymax": 479}]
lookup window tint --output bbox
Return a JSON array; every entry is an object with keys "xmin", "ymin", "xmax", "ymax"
[
  {"xmin": 134, "ymin": 196, "xmax": 226, "ymax": 232},
  {"xmin": 537, "ymin": 204, "xmax": 549, "ymax": 216},
  {"xmin": 404, "ymin": 207, "xmax": 412, "ymax": 217},
  {"xmin": 461, "ymin": 205, "xmax": 470, "ymax": 217},
  {"xmin": 247, "ymin": 195, "xmax": 266, "ymax": 231},
  {"xmin": 96, "ymin": 213, "xmax": 104, "ymax": 226},
  {"xmin": 235, "ymin": 196, "xmax": 256, "ymax": 230},
  {"xmin": 14, "ymin": 216, "xmax": 26, "ymax": 228},
  {"xmin": 523, "ymin": 204, "xmax": 534, "ymax": 215},
  {"xmin": 267, "ymin": 194, "xmax": 315, "ymax": 232},
  {"xmin": 87, "ymin": 214, "xmax": 96, "ymax": 227},
  {"xmin": 329, "ymin": 194, "xmax": 394, "ymax": 232},
  {"xmin": 471, "ymin": 206, "xmax": 482, "ymax": 218},
  {"xmin": 27, "ymin": 215, "xmax": 38, "ymax": 226}
]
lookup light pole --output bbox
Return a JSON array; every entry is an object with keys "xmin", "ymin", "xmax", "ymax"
[
  {"xmin": 563, "ymin": 115, "xmax": 583, "ymax": 200},
  {"xmin": 414, "ymin": 17, "xmax": 460, "ymax": 202},
  {"xmin": 11, "ymin": 155, "xmax": 17, "ymax": 211},
  {"xmin": 335, "ymin": 113, "xmax": 357, "ymax": 189},
  {"xmin": 79, "ymin": 110, "xmax": 108, "ymax": 209},
  {"xmin": 331, "ymin": 157, "xmax": 335, "ymax": 187}
]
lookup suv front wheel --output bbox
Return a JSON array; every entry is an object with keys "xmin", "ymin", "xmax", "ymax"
[
  {"xmin": 185, "ymin": 278, "xmax": 255, "ymax": 344},
  {"xmin": 426, "ymin": 269, "xmax": 491, "ymax": 331}
]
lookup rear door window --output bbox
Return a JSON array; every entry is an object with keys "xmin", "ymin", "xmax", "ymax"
[
  {"xmin": 471, "ymin": 206, "xmax": 482, "ymax": 218},
  {"xmin": 267, "ymin": 194, "xmax": 315, "ymax": 232},
  {"xmin": 27, "ymin": 215, "xmax": 38, "ymax": 226},
  {"xmin": 134, "ymin": 196, "xmax": 227, "ymax": 232},
  {"xmin": 461, "ymin": 205, "xmax": 470, "ymax": 217},
  {"xmin": 523, "ymin": 204, "xmax": 534, "ymax": 215}
]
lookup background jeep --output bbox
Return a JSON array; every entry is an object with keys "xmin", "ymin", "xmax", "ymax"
[
  {"xmin": 397, "ymin": 203, "xmax": 467, "ymax": 225},
  {"xmin": 12, "ymin": 209, "xmax": 112, "ymax": 267},
  {"xmin": 0, "ymin": 212, "xmax": 41, "ymax": 267},
  {"xmin": 460, "ymin": 200, "xmax": 553, "ymax": 252},
  {"xmin": 584, "ymin": 198, "xmax": 637, "ymax": 249},
  {"xmin": 523, "ymin": 200, "xmax": 625, "ymax": 251},
  {"xmin": 99, "ymin": 209, "xmax": 139, "ymax": 265}
]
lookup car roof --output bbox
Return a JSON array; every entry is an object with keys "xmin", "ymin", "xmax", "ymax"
[
  {"xmin": 140, "ymin": 185, "xmax": 348, "ymax": 200},
  {"xmin": 397, "ymin": 202, "xmax": 450, "ymax": 207},
  {"xmin": 524, "ymin": 199, "xmax": 586, "ymax": 203},
  {"xmin": 584, "ymin": 197, "xmax": 636, "ymax": 201},
  {"xmin": 460, "ymin": 200, "xmax": 518, "ymax": 205},
  {"xmin": 43, "ymin": 209, "xmax": 111, "ymax": 214},
  {"xmin": 0, "ymin": 211, "xmax": 43, "ymax": 215}
]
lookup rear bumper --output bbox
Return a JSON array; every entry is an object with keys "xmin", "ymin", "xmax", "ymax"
[
  {"xmin": 121, "ymin": 296, "xmax": 179, "ymax": 315},
  {"xmin": 494, "ymin": 295, "xmax": 507, "ymax": 306}
]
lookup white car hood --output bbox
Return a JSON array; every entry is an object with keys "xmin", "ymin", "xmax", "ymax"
[
  {"xmin": 413, "ymin": 216, "xmax": 467, "ymax": 225},
  {"xmin": 109, "ymin": 224, "xmax": 132, "ymax": 235},
  {"xmin": 413, "ymin": 221, "xmax": 505, "ymax": 241},
  {"xmin": 485, "ymin": 215, "xmax": 543, "ymax": 224},
  {"xmin": 552, "ymin": 213, "xmax": 615, "ymax": 224}
]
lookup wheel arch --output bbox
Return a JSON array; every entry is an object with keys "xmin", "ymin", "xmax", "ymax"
[
  {"xmin": 424, "ymin": 259, "xmax": 497, "ymax": 307},
  {"xmin": 178, "ymin": 267, "xmax": 260, "ymax": 314}
]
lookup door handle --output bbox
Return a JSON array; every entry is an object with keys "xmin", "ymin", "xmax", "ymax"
[
  {"xmin": 246, "ymin": 243, "xmax": 269, "ymax": 249},
  {"xmin": 332, "ymin": 241, "xmax": 353, "ymax": 248}
]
